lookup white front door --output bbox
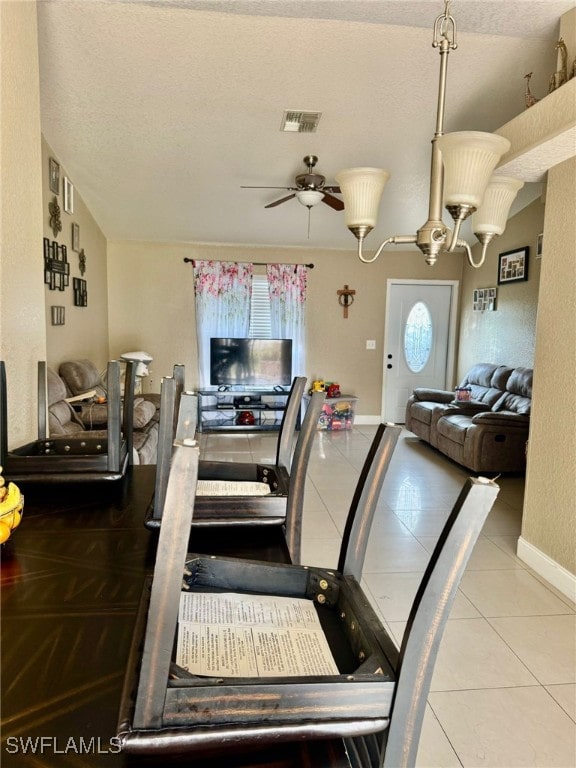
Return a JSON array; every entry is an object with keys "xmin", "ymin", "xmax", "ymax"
[{"xmin": 382, "ymin": 280, "xmax": 458, "ymax": 423}]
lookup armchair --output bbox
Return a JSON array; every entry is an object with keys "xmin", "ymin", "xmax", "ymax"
[{"xmin": 58, "ymin": 358, "xmax": 160, "ymax": 464}]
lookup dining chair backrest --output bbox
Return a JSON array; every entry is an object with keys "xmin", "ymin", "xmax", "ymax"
[
  {"xmin": 275, "ymin": 376, "xmax": 307, "ymax": 470},
  {"xmin": 345, "ymin": 473, "xmax": 500, "ymax": 768},
  {"xmin": 150, "ymin": 375, "xmax": 306, "ymax": 523},
  {"xmin": 152, "ymin": 365, "xmax": 188, "ymax": 522},
  {"xmin": 120, "ymin": 425, "xmax": 499, "ymax": 766},
  {"xmin": 148, "ymin": 377, "xmax": 323, "ymax": 565}
]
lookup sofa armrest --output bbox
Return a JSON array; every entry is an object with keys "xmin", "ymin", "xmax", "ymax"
[
  {"xmin": 443, "ymin": 401, "xmax": 488, "ymax": 415},
  {"xmin": 471, "ymin": 411, "xmax": 530, "ymax": 427},
  {"xmin": 412, "ymin": 388, "xmax": 454, "ymax": 404}
]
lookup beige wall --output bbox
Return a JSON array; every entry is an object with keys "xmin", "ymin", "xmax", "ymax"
[
  {"xmin": 522, "ymin": 156, "xmax": 576, "ymax": 575},
  {"xmin": 42, "ymin": 138, "xmax": 109, "ymax": 373},
  {"xmin": 457, "ymin": 198, "xmax": 544, "ymax": 378},
  {"xmin": 0, "ymin": 1, "xmax": 46, "ymax": 449},
  {"xmin": 106, "ymin": 241, "xmax": 462, "ymax": 413}
]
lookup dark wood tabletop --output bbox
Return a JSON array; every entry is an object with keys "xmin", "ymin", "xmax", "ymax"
[{"xmin": 0, "ymin": 466, "xmax": 351, "ymax": 767}]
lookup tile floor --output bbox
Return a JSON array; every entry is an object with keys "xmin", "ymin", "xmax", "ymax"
[{"xmin": 199, "ymin": 425, "xmax": 576, "ymax": 768}]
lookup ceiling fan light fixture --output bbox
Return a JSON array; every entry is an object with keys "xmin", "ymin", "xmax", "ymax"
[{"xmin": 296, "ymin": 189, "xmax": 324, "ymax": 208}]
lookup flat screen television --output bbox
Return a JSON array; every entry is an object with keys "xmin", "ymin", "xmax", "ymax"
[{"xmin": 210, "ymin": 338, "xmax": 292, "ymax": 388}]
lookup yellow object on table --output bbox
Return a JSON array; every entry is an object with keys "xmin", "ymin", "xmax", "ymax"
[{"xmin": 0, "ymin": 467, "xmax": 24, "ymax": 543}]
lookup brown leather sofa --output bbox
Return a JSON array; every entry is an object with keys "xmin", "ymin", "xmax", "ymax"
[
  {"xmin": 405, "ymin": 363, "xmax": 532, "ymax": 473},
  {"xmin": 56, "ymin": 359, "xmax": 160, "ymax": 464}
]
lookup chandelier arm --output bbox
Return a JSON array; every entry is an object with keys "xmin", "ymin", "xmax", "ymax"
[
  {"xmin": 456, "ymin": 239, "xmax": 488, "ymax": 269},
  {"xmin": 445, "ymin": 218, "xmax": 464, "ymax": 252},
  {"xmin": 357, "ymin": 235, "xmax": 418, "ymax": 264}
]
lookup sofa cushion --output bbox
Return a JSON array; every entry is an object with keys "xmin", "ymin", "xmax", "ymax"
[
  {"xmin": 407, "ymin": 401, "xmax": 437, "ymax": 426},
  {"xmin": 435, "ymin": 414, "xmax": 471, "ymax": 446},
  {"xmin": 132, "ymin": 426, "xmax": 158, "ymax": 465},
  {"xmin": 46, "ymin": 368, "xmax": 86, "ymax": 436},
  {"xmin": 59, "ymin": 359, "xmax": 107, "ymax": 399},
  {"xmin": 492, "ymin": 367, "xmax": 533, "ymax": 415},
  {"xmin": 133, "ymin": 398, "xmax": 157, "ymax": 428},
  {"xmin": 459, "ymin": 363, "xmax": 513, "ymax": 406},
  {"xmin": 48, "ymin": 401, "xmax": 85, "ymax": 436}
]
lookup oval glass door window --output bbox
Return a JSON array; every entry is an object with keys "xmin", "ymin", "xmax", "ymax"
[{"xmin": 404, "ymin": 302, "xmax": 433, "ymax": 372}]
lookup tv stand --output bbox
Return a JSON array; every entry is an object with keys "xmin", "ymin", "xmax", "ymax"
[{"xmin": 197, "ymin": 389, "xmax": 293, "ymax": 432}]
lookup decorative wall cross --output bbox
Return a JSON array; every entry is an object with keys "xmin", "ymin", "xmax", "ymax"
[{"xmin": 337, "ymin": 284, "xmax": 356, "ymax": 318}]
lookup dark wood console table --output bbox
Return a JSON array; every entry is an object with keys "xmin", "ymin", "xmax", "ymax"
[{"xmin": 0, "ymin": 467, "xmax": 350, "ymax": 767}]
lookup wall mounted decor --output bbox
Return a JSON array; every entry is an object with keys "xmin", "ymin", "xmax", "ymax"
[
  {"xmin": 51, "ymin": 306, "xmax": 65, "ymax": 326},
  {"xmin": 536, "ymin": 233, "xmax": 543, "ymax": 259},
  {"xmin": 49, "ymin": 157, "xmax": 60, "ymax": 194},
  {"xmin": 44, "ymin": 238, "xmax": 69, "ymax": 291},
  {"xmin": 48, "ymin": 196, "xmax": 62, "ymax": 237},
  {"xmin": 72, "ymin": 222, "xmax": 80, "ymax": 252},
  {"xmin": 473, "ymin": 287, "xmax": 497, "ymax": 312},
  {"xmin": 73, "ymin": 277, "xmax": 87, "ymax": 307},
  {"xmin": 63, "ymin": 176, "xmax": 74, "ymax": 214},
  {"xmin": 78, "ymin": 248, "xmax": 86, "ymax": 276},
  {"xmin": 336, "ymin": 284, "xmax": 356, "ymax": 318},
  {"xmin": 498, "ymin": 247, "xmax": 529, "ymax": 284}
]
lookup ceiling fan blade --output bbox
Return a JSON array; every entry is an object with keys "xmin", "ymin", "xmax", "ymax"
[
  {"xmin": 321, "ymin": 192, "xmax": 344, "ymax": 211},
  {"xmin": 323, "ymin": 185, "xmax": 341, "ymax": 193},
  {"xmin": 265, "ymin": 193, "xmax": 296, "ymax": 209},
  {"xmin": 241, "ymin": 186, "xmax": 297, "ymax": 190}
]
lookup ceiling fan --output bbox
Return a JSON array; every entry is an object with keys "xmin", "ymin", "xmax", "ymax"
[{"xmin": 241, "ymin": 155, "xmax": 344, "ymax": 211}]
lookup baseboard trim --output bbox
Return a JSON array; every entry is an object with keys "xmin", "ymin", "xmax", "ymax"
[
  {"xmin": 517, "ymin": 537, "xmax": 576, "ymax": 602},
  {"xmin": 354, "ymin": 415, "xmax": 384, "ymax": 426}
]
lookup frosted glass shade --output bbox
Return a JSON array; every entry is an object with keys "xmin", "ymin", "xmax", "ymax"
[
  {"xmin": 472, "ymin": 176, "xmax": 524, "ymax": 236},
  {"xmin": 296, "ymin": 189, "xmax": 324, "ymax": 207},
  {"xmin": 437, "ymin": 132, "xmax": 511, "ymax": 209},
  {"xmin": 335, "ymin": 167, "xmax": 390, "ymax": 229}
]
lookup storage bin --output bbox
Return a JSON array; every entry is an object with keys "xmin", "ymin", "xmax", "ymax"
[{"xmin": 305, "ymin": 395, "xmax": 358, "ymax": 431}]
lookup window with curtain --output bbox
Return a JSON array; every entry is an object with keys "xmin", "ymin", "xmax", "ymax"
[
  {"xmin": 193, "ymin": 260, "xmax": 253, "ymax": 386},
  {"xmin": 266, "ymin": 264, "xmax": 307, "ymax": 378},
  {"xmin": 193, "ymin": 261, "xmax": 307, "ymax": 386},
  {"xmin": 248, "ymin": 274, "xmax": 272, "ymax": 338}
]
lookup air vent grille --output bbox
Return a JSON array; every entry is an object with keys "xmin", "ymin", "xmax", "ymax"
[{"xmin": 281, "ymin": 110, "xmax": 322, "ymax": 133}]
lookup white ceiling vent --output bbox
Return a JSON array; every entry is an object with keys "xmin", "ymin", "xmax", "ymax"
[{"xmin": 281, "ymin": 110, "xmax": 322, "ymax": 133}]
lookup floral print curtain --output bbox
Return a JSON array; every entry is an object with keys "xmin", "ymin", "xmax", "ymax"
[
  {"xmin": 266, "ymin": 263, "xmax": 307, "ymax": 377},
  {"xmin": 193, "ymin": 260, "xmax": 253, "ymax": 386}
]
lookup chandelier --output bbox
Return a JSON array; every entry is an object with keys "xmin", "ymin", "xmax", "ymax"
[{"xmin": 336, "ymin": 1, "xmax": 524, "ymax": 268}]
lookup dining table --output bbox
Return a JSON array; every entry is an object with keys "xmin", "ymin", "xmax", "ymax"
[{"xmin": 0, "ymin": 466, "xmax": 352, "ymax": 767}]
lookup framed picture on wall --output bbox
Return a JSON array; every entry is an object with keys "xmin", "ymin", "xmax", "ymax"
[
  {"xmin": 63, "ymin": 176, "xmax": 74, "ymax": 214},
  {"xmin": 498, "ymin": 247, "xmax": 529, "ymax": 285},
  {"xmin": 72, "ymin": 223, "xmax": 80, "ymax": 252},
  {"xmin": 49, "ymin": 157, "xmax": 60, "ymax": 194},
  {"xmin": 536, "ymin": 233, "xmax": 543, "ymax": 259}
]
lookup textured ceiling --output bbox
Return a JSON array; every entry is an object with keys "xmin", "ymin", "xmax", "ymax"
[{"xmin": 37, "ymin": 0, "xmax": 574, "ymax": 251}]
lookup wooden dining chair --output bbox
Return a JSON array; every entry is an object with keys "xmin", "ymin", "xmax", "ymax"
[
  {"xmin": 147, "ymin": 375, "xmax": 307, "ymax": 530},
  {"xmin": 118, "ymin": 425, "xmax": 499, "ymax": 767},
  {"xmin": 0, "ymin": 359, "xmax": 134, "ymax": 482},
  {"xmin": 198, "ymin": 375, "xmax": 308, "ymax": 481},
  {"xmin": 146, "ymin": 381, "xmax": 325, "ymax": 564}
]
